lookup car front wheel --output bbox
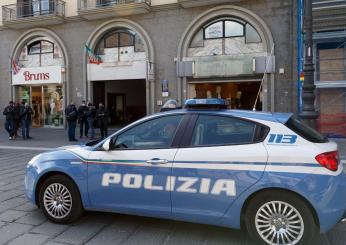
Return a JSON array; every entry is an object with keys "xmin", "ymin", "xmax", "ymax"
[
  {"xmin": 39, "ymin": 174, "xmax": 83, "ymax": 223},
  {"xmin": 245, "ymin": 191, "xmax": 318, "ymax": 245}
]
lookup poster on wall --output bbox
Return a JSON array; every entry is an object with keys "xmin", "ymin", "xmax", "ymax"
[{"xmin": 12, "ymin": 66, "xmax": 62, "ymax": 85}]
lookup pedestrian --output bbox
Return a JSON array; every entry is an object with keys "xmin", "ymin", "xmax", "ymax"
[
  {"xmin": 87, "ymin": 102, "xmax": 96, "ymax": 140},
  {"xmin": 96, "ymin": 102, "xmax": 109, "ymax": 138},
  {"xmin": 3, "ymin": 101, "xmax": 15, "ymax": 140},
  {"xmin": 13, "ymin": 102, "xmax": 21, "ymax": 138},
  {"xmin": 20, "ymin": 103, "xmax": 33, "ymax": 140},
  {"xmin": 65, "ymin": 102, "xmax": 78, "ymax": 142},
  {"xmin": 77, "ymin": 100, "xmax": 89, "ymax": 138}
]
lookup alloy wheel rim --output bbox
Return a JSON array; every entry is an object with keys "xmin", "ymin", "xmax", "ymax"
[
  {"xmin": 255, "ymin": 201, "xmax": 304, "ymax": 245},
  {"xmin": 43, "ymin": 183, "xmax": 72, "ymax": 219}
]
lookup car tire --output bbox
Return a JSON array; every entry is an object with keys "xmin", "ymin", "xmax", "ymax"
[
  {"xmin": 38, "ymin": 174, "xmax": 83, "ymax": 224},
  {"xmin": 244, "ymin": 191, "xmax": 318, "ymax": 245}
]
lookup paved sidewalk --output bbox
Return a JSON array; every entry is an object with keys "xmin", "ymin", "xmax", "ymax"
[{"xmin": 0, "ymin": 127, "xmax": 119, "ymax": 149}]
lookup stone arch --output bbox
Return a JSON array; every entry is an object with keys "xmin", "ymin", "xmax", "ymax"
[
  {"xmin": 84, "ymin": 19, "xmax": 155, "ymax": 114},
  {"xmin": 10, "ymin": 28, "xmax": 70, "ymax": 103},
  {"xmin": 177, "ymin": 5, "xmax": 275, "ymax": 111}
]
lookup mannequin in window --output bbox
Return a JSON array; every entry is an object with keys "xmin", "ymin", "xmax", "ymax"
[
  {"xmin": 206, "ymin": 90, "xmax": 212, "ymax": 99},
  {"xmin": 216, "ymin": 86, "xmax": 222, "ymax": 99},
  {"xmin": 236, "ymin": 90, "xmax": 242, "ymax": 109}
]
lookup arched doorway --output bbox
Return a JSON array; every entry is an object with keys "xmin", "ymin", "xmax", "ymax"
[
  {"xmin": 85, "ymin": 19, "xmax": 155, "ymax": 125},
  {"xmin": 177, "ymin": 5, "xmax": 275, "ymax": 111},
  {"xmin": 10, "ymin": 28, "xmax": 69, "ymax": 128}
]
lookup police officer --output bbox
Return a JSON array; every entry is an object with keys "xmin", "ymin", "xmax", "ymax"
[
  {"xmin": 3, "ymin": 101, "xmax": 15, "ymax": 140},
  {"xmin": 96, "ymin": 102, "xmax": 109, "ymax": 138},
  {"xmin": 77, "ymin": 100, "xmax": 89, "ymax": 138},
  {"xmin": 20, "ymin": 103, "xmax": 33, "ymax": 140},
  {"xmin": 13, "ymin": 102, "xmax": 21, "ymax": 138},
  {"xmin": 87, "ymin": 102, "xmax": 96, "ymax": 140},
  {"xmin": 65, "ymin": 102, "xmax": 78, "ymax": 142}
]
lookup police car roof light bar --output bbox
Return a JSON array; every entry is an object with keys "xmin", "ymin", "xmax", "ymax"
[{"xmin": 184, "ymin": 99, "xmax": 228, "ymax": 109}]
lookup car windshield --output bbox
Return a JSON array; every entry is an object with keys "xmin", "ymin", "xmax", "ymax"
[{"xmin": 285, "ymin": 117, "xmax": 328, "ymax": 143}]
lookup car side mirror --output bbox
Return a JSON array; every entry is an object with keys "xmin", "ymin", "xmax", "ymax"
[{"xmin": 102, "ymin": 138, "xmax": 111, "ymax": 151}]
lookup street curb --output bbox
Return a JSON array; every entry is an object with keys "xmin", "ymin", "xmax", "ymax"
[{"xmin": 0, "ymin": 146, "xmax": 54, "ymax": 151}]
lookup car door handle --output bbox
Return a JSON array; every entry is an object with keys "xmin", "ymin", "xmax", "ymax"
[{"xmin": 146, "ymin": 159, "xmax": 169, "ymax": 165}]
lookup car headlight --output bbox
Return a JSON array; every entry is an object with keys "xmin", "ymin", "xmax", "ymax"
[{"xmin": 28, "ymin": 154, "xmax": 41, "ymax": 166}]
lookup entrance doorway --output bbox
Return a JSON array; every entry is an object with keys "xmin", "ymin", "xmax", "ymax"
[
  {"xmin": 92, "ymin": 79, "xmax": 146, "ymax": 126},
  {"xmin": 107, "ymin": 93, "xmax": 125, "ymax": 124},
  {"xmin": 188, "ymin": 81, "xmax": 262, "ymax": 110},
  {"xmin": 15, "ymin": 85, "xmax": 64, "ymax": 128}
]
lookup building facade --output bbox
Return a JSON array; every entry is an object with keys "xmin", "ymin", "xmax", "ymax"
[
  {"xmin": 311, "ymin": 0, "xmax": 346, "ymax": 137},
  {"xmin": 0, "ymin": 0, "xmax": 296, "ymax": 127}
]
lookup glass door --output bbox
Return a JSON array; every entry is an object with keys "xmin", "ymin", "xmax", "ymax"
[{"xmin": 31, "ymin": 86, "xmax": 43, "ymax": 127}]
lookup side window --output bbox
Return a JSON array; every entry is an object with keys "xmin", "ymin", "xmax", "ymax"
[
  {"xmin": 191, "ymin": 115, "xmax": 256, "ymax": 146},
  {"xmin": 113, "ymin": 115, "xmax": 184, "ymax": 149}
]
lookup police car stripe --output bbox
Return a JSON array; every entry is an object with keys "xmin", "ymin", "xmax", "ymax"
[{"xmin": 65, "ymin": 149, "xmax": 341, "ymax": 176}]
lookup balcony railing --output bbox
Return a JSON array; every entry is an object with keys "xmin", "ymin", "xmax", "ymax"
[
  {"xmin": 2, "ymin": 0, "xmax": 65, "ymax": 22},
  {"xmin": 78, "ymin": 0, "xmax": 151, "ymax": 11}
]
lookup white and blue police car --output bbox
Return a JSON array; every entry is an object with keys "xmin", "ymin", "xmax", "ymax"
[{"xmin": 25, "ymin": 99, "xmax": 346, "ymax": 245}]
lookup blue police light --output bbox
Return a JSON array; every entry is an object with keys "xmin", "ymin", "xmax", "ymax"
[{"xmin": 184, "ymin": 99, "xmax": 228, "ymax": 109}]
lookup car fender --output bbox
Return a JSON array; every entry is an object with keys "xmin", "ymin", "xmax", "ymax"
[{"xmin": 26, "ymin": 149, "xmax": 90, "ymax": 208}]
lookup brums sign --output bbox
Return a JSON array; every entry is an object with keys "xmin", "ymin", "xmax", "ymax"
[{"xmin": 12, "ymin": 66, "xmax": 62, "ymax": 85}]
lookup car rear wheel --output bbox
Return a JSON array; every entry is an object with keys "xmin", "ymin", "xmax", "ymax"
[
  {"xmin": 244, "ymin": 191, "xmax": 318, "ymax": 245},
  {"xmin": 39, "ymin": 175, "xmax": 83, "ymax": 223}
]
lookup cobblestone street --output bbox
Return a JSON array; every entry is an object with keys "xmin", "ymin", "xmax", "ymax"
[{"xmin": 0, "ymin": 128, "xmax": 345, "ymax": 245}]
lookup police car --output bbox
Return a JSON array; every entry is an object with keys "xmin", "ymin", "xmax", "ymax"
[{"xmin": 25, "ymin": 99, "xmax": 346, "ymax": 245}]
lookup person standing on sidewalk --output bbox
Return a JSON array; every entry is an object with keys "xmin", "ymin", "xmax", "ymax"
[
  {"xmin": 87, "ymin": 102, "xmax": 96, "ymax": 140},
  {"xmin": 65, "ymin": 102, "xmax": 78, "ymax": 142},
  {"xmin": 13, "ymin": 102, "xmax": 21, "ymax": 138},
  {"xmin": 20, "ymin": 103, "xmax": 33, "ymax": 140},
  {"xmin": 77, "ymin": 100, "xmax": 89, "ymax": 138},
  {"xmin": 3, "ymin": 101, "xmax": 15, "ymax": 140},
  {"xmin": 96, "ymin": 102, "xmax": 109, "ymax": 138}
]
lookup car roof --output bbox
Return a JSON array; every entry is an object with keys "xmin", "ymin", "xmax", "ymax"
[{"xmin": 151, "ymin": 109, "xmax": 293, "ymax": 124}]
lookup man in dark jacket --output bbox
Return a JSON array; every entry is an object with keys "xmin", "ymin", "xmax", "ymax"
[
  {"xmin": 20, "ymin": 103, "xmax": 33, "ymax": 140},
  {"xmin": 3, "ymin": 101, "xmax": 15, "ymax": 140},
  {"xmin": 65, "ymin": 102, "xmax": 78, "ymax": 142},
  {"xmin": 13, "ymin": 102, "xmax": 21, "ymax": 138},
  {"xmin": 77, "ymin": 100, "xmax": 89, "ymax": 138},
  {"xmin": 96, "ymin": 103, "xmax": 109, "ymax": 138},
  {"xmin": 87, "ymin": 102, "xmax": 96, "ymax": 140}
]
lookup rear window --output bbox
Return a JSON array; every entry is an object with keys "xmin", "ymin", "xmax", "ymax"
[{"xmin": 285, "ymin": 118, "xmax": 328, "ymax": 143}]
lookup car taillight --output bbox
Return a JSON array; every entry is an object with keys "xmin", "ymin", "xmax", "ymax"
[{"xmin": 315, "ymin": 151, "xmax": 339, "ymax": 171}]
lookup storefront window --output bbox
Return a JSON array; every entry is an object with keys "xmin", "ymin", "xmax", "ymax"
[
  {"xmin": 14, "ymin": 85, "xmax": 64, "ymax": 128},
  {"xmin": 43, "ymin": 85, "xmax": 64, "ymax": 127},
  {"xmin": 188, "ymin": 82, "xmax": 262, "ymax": 110}
]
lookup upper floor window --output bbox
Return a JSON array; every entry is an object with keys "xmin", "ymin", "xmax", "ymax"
[
  {"xmin": 96, "ymin": 28, "xmax": 145, "ymax": 55},
  {"xmin": 28, "ymin": 40, "xmax": 54, "ymax": 55},
  {"xmin": 204, "ymin": 20, "xmax": 245, "ymax": 39},
  {"xmin": 190, "ymin": 18, "xmax": 262, "ymax": 48}
]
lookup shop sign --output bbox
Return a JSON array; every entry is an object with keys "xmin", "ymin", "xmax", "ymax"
[
  {"xmin": 161, "ymin": 79, "xmax": 169, "ymax": 97},
  {"xmin": 193, "ymin": 55, "xmax": 255, "ymax": 78},
  {"xmin": 12, "ymin": 66, "xmax": 62, "ymax": 85}
]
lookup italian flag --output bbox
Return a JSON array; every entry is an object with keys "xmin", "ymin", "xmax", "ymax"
[{"xmin": 85, "ymin": 44, "xmax": 102, "ymax": 65}]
